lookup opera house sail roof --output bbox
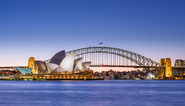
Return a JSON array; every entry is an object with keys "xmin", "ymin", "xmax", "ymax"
[
  {"xmin": 73, "ymin": 58, "xmax": 82, "ymax": 72},
  {"xmin": 60, "ymin": 51, "xmax": 76, "ymax": 73},
  {"xmin": 46, "ymin": 63, "xmax": 67, "ymax": 73},
  {"xmin": 34, "ymin": 61, "xmax": 49, "ymax": 74},
  {"xmin": 82, "ymin": 62, "xmax": 91, "ymax": 70},
  {"xmin": 46, "ymin": 51, "xmax": 76, "ymax": 73},
  {"xmin": 49, "ymin": 50, "xmax": 65, "ymax": 65}
]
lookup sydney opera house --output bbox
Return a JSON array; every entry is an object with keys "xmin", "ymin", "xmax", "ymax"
[{"xmin": 14, "ymin": 50, "xmax": 94, "ymax": 80}]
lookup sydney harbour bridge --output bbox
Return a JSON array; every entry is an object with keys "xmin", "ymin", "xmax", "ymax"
[
  {"xmin": 66, "ymin": 47, "xmax": 160, "ymax": 68},
  {"xmin": 64, "ymin": 46, "xmax": 185, "ymax": 78}
]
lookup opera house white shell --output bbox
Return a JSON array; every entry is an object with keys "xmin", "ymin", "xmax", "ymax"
[
  {"xmin": 46, "ymin": 63, "xmax": 67, "ymax": 73},
  {"xmin": 82, "ymin": 62, "xmax": 91, "ymax": 70},
  {"xmin": 34, "ymin": 61, "xmax": 49, "ymax": 74},
  {"xmin": 33, "ymin": 50, "xmax": 91, "ymax": 74},
  {"xmin": 60, "ymin": 52, "xmax": 76, "ymax": 73},
  {"xmin": 73, "ymin": 58, "xmax": 82, "ymax": 72},
  {"xmin": 49, "ymin": 50, "xmax": 65, "ymax": 65}
]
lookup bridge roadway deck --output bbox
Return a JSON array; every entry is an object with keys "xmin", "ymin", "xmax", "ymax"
[
  {"xmin": 90, "ymin": 65, "xmax": 185, "ymax": 69},
  {"xmin": 90, "ymin": 65, "xmax": 164, "ymax": 68}
]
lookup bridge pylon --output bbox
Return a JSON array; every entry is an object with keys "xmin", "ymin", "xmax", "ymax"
[{"xmin": 158, "ymin": 58, "xmax": 172, "ymax": 79}]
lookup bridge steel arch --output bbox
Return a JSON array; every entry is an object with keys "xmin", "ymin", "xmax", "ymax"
[{"xmin": 66, "ymin": 47, "xmax": 160, "ymax": 67}]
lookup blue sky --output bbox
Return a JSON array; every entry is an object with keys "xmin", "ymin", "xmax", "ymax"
[{"xmin": 0, "ymin": 0, "xmax": 185, "ymax": 66}]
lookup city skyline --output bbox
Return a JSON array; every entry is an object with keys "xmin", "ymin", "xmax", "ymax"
[{"xmin": 0, "ymin": 0, "xmax": 185, "ymax": 67}]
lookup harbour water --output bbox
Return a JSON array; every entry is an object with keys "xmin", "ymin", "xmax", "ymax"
[{"xmin": 0, "ymin": 80, "xmax": 185, "ymax": 106}]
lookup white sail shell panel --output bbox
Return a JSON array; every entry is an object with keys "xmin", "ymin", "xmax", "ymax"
[
  {"xmin": 49, "ymin": 50, "xmax": 65, "ymax": 65},
  {"xmin": 74, "ymin": 58, "xmax": 82, "ymax": 72},
  {"xmin": 82, "ymin": 62, "xmax": 91, "ymax": 70},
  {"xmin": 53, "ymin": 66, "xmax": 67, "ymax": 72},
  {"xmin": 34, "ymin": 61, "xmax": 49, "ymax": 74},
  {"xmin": 60, "ymin": 52, "xmax": 76, "ymax": 73},
  {"xmin": 46, "ymin": 63, "xmax": 58, "ymax": 73}
]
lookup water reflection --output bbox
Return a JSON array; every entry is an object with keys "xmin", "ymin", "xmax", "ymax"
[{"xmin": 0, "ymin": 80, "xmax": 185, "ymax": 106}]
